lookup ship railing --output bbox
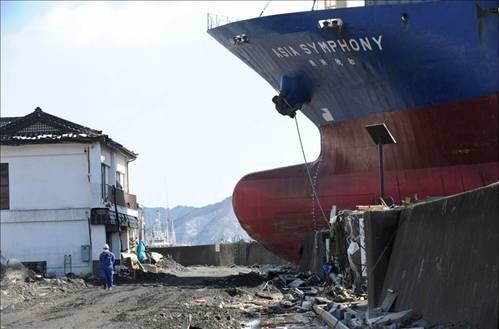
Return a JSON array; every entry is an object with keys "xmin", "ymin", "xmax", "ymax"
[
  {"xmin": 323, "ymin": 0, "xmax": 338, "ymax": 9},
  {"xmin": 207, "ymin": 13, "xmax": 240, "ymax": 30}
]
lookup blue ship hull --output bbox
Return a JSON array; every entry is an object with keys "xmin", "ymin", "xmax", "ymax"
[{"xmin": 209, "ymin": 0, "xmax": 497, "ymax": 126}]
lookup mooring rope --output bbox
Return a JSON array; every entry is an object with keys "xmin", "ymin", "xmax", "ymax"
[
  {"xmin": 294, "ymin": 114, "xmax": 330, "ymax": 227},
  {"xmin": 259, "ymin": 1, "xmax": 271, "ymax": 17}
]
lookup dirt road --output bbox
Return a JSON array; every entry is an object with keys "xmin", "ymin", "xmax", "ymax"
[{"xmin": 1, "ymin": 266, "xmax": 272, "ymax": 329}]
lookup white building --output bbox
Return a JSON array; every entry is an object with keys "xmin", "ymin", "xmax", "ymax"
[{"xmin": 0, "ymin": 107, "xmax": 143, "ymax": 276}]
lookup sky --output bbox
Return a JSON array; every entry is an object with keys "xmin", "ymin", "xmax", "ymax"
[{"xmin": 1, "ymin": 1, "xmax": 323, "ymax": 208}]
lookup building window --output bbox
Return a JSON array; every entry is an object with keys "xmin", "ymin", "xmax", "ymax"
[
  {"xmin": 0, "ymin": 163, "xmax": 9, "ymax": 210},
  {"xmin": 116, "ymin": 171, "xmax": 125, "ymax": 190},
  {"xmin": 101, "ymin": 164, "xmax": 109, "ymax": 199}
]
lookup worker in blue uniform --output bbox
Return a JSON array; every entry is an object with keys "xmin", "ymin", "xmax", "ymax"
[{"xmin": 99, "ymin": 244, "xmax": 115, "ymax": 290}]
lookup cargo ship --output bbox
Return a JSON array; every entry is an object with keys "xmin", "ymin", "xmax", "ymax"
[{"xmin": 208, "ymin": 0, "xmax": 498, "ymax": 261}]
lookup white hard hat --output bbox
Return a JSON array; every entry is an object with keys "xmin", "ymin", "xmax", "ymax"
[{"xmin": 103, "ymin": 244, "xmax": 109, "ymax": 250}]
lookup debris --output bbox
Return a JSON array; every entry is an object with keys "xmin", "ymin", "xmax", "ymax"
[
  {"xmin": 370, "ymin": 309, "xmax": 415, "ymax": 326},
  {"xmin": 225, "ymin": 287, "xmax": 246, "ymax": 297},
  {"xmin": 26, "ymin": 269, "xmax": 43, "ymax": 282},
  {"xmin": 356, "ymin": 205, "xmax": 388, "ymax": 211},
  {"xmin": 289, "ymin": 278, "xmax": 305, "ymax": 288},
  {"xmin": 259, "ymin": 313, "xmax": 315, "ymax": 328},
  {"xmin": 181, "ymin": 314, "xmax": 192, "ymax": 329},
  {"xmin": 141, "ymin": 264, "xmax": 161, "ymax": 273},
  {"xmin": 314, "ymin": 296, "xmax": 332, "ymax": 304},
  {"xmin": 155, "ymin": 255, "xmax": 186, "ymax": 272},
  {"xmin": 293, "ymin": 288, "xmax": 305, "ymax": 298},
  {"xmin": 377, "ymin": 289, "xmax": 398, "ymax": 312},
  {"xmin": 121, "ymin": 252, "xmax": 141, "ymax": 270},
  {"xmin": 305, "ymin": 287, "xmax": 319, "ymax": 296},
  {"xmin": 301, "ymin": 300, "xmax": 313, "ymax": 311},
  {"xmin": 149, "ymin": 252, "xmax": 164, "ymax": 264},
  {"xmin": 255, "ymin": 281, "xmax": 283, "ymax": 300},
  {"xmin": 313, "ymin": 305, "xmax": 350, "ymax": 329},
  {"xmin": 0, "ymin": 255, "xmax": 428, "ymax": 329},
  {"xmin": 255, "ymin": 291, "xmax": 274, "ymax": 300}
]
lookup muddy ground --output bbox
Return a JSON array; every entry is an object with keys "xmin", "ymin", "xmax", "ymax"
[{"xmin": 0, "ymin": 266, "xmax": 322, "ymax": 329}]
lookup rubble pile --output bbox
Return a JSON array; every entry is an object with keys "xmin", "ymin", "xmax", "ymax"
[
  {"xmin": 323, "ymin": 304, "xmax": 429, "ymax": 328},
  {"xmin": 173, "ymin": 268, "xmax": 326, "ymax": 329},
  {"xmin": 155, "ymin": 255, "xmax": 186, "ymax": 272},
  {"xmin": 251, "ymin": 266, "xmax": 433, "ymax": 329},
  {"xmin": 205, "ymin": 266, "xmax": 359, "ymax": 328},
  {"xmin": 314, "ymin": 296, "xmax": 430, "ymax": 329},
  {"xmin": 329, "ymin": 210, "xmax": 368, "ymax": 291},
  {"xmin": 0, "ymin": 259, "xmax": 89, "ymax": 312},
  {"xmin": 120, "ymin": 249, "xmax": 186, "ymax": 276}
]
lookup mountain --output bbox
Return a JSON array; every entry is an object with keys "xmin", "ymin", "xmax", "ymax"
[{"xmin": 142, "ymin": 197, "xmax": 251, "ymax": 245}]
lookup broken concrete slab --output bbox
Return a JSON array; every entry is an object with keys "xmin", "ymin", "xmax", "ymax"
[
  {"xmin": 370, "ymin": 309, "xmax": 414, "ymax": 326},
  {"xmin": 378, "ymin": 289, "xmax": 398, "ymax": 312},
  {"xmin": 313, "ymin": 305, "xmax": 349, "ymax": 329}
]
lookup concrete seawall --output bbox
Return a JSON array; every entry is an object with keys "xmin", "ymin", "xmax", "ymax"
[
  {"xmin": 369, "ymin": 182, "xmax": 498, "ymax": 328},
  {"xmin": 150, "ymin": 242, "xmax": 292, "ymax": 267}
]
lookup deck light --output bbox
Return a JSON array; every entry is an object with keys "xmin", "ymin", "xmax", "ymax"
[{"xmin": 365, "ymin": 123, "xmax": 396, "ymax": 200}]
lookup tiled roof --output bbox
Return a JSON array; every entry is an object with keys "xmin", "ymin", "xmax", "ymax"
[
  {"xmin": 0, "ymin": 107, "xmax": 137, "ymax": 159},
  {"xmin": 0, "ymin": 117, "xmax": 20, "ymax": 128}
]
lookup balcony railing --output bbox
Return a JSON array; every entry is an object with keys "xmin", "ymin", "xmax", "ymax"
[{"xmin": 104, "ymin": 185, "xmax": 138, "ymax": 210}]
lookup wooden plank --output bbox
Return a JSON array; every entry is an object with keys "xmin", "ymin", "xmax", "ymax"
[
  {"xmin": 313, "ymin": 305, "xmax": 349, "ymax": 329},
  {"xmin": 356, "ymin": 205, "xmax": 388, "ymax": 211}
]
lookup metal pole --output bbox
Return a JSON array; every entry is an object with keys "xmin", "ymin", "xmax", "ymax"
[
  {"xmin": 113, "ymin": 186, "xmax": 123, "ymax": 253},
  {"xmin": 379, "ymin": 143, "xmax": 384, "ymax": 198}
]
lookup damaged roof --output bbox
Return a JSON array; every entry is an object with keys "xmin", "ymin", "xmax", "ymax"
[{"xmin": 0, "ymin": 107, "xmax": 137, "ymax": 159}]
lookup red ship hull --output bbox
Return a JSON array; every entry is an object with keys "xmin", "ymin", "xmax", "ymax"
[{"xmin": 233, "ymin": 94, "xmax": 498, "ymax": 261}]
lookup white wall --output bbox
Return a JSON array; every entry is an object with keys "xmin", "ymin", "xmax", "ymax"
[
  {"xmin": 0, "ymin": 142, "xmax": 133, "ymax": 210},
  {"xmin": 114, "ymin": 151, "xmax": 129, "ymax": 192},
  {"xmin": 88, "ymin": 142, "xmax": 103, "ymax": 207},
  {"xmin": 110, "ymin": 232, "xmax": 121, "ymax": 256},
  {"xmin": 101, "ymin": 145, "xmax": 130, "ymax": 192},
  {"xmin": 0, "ymin": 209, "xmax": 92, "ymax": 276},
  {"xmin": 90, "ymin": 224, "xmax": 106, "ymax": 260},
  {"xmin": 1, "ymin": 143, "xmax": 100, "ymax": 210},
  {"xmin": 101, "ymin": 147, "xmax": 112, "ymax": 167}
]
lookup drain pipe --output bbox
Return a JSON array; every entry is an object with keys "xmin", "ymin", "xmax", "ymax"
[{"xmin": 86, "ymin": 211, "xmax": 93, "ymax": 275}]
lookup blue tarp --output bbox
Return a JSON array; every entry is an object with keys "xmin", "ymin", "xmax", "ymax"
[{"xmin": 136, "ymin": 240, "xmax": 146, "ymax": 263}]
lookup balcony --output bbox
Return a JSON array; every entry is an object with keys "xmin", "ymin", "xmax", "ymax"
[{"xmin": 103, "ymin": 185, "xmax": 138, "ymax": 210}]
